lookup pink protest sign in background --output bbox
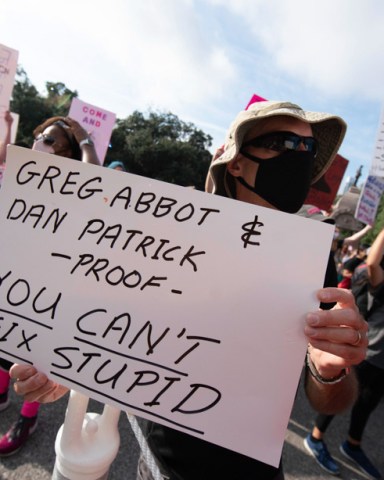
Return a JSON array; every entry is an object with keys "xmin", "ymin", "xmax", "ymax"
[
  {"xmin": 69, "ymin": 98, "xmax": 116, "ymax": 163},
  {"xmin": 0, "ymin": 43, "xmax": 18, "ymax": 113},
  {"xmin": 245, "ymin": 93, "xmax": 267, "ymax": 110}
]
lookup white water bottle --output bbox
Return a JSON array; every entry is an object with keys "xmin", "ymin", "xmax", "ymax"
[{"xmin": 52, "ymin": 390, "xmax": 121, "ymax": 480}]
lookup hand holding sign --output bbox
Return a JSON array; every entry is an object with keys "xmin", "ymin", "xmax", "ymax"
[{"xmin": 1, "ymin": 145, "xmax": 333, "ymax": 467}]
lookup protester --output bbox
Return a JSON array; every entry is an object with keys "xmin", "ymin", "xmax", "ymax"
[
  {"xmin": 0, "ymin": 115, "xmax": 101, "ymax": 456},
  {"xmin": 337, "ymin": 245, "xmax": 368, "ymax": 289},
  {"xmin": 0, "ymin": 110, "xmax": 13, "ymax": 187},
  {"xmin": 10, "ymin": 101, "xmax": 367, "ymax": 479},
  {"xmin": 333, "ymin": 225, "xmax": 371, "ymax": 280},
  {"xmin": 31, "ymin": 116, "xmax": 100, "ymax": 165},
  {"xmin": 304, "ymin": 227, "xmax": 384, "ymax": 479},
  {"xmin": 106, "ymin": 159, "xmax": 128, "ymax": 171}
]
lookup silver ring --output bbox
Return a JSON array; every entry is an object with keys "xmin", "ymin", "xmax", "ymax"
[{"xmin": 352, "ymin": 330, "xmax": 362, "ymax": 346}]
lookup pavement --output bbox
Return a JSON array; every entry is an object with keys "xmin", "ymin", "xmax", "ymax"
[{"xmin": 0, "ymin": 371, "xmax": 383, "ymax": 479}]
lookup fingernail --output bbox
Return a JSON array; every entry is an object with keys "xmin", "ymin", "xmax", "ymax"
[
  {"xmin": 304, "ymin": 326, "xmax": 317, "ymax": 337},
  {"xmin": 318, "ymin": 290, "xmax": 331, "ymax": 301},
  {"xmin": 307, "ymin": 313, "xmax": 320, "ymax": 326}
]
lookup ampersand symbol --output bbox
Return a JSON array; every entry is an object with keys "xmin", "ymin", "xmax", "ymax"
[{"xmin": 241, "ymin": 215, "xmax": 264, "ymax": 248}]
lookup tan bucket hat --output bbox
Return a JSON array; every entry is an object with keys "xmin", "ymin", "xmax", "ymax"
[{"xmin": 208, "ymin": 100, "xmax": 347, "ymax": 196}]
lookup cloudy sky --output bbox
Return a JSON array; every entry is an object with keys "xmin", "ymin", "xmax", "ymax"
[{"xmin": 1, "ymin": 0, "xmax": 383, "ymax": 188}]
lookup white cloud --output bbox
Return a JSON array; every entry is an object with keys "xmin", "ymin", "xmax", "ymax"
[
  {"xmin": 1, "ymin": 0, "xmax": 383, "ymax": 179},
  {"xmin": 56, "ymin": 0, "xmax": 236, "ymax": 111},
  {"xmin": 1, "ymin": 0, "xmax": 236, "ymax": 117},
  {"xmin": 208, "ymin": 0, "xmax": 384, "ymax": 100}
]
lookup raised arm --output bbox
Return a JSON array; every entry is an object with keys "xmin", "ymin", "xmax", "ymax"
[
  {"xmin": 64, "ymin": 117, "xmax": 101, "ymax": 166},
  {"xmin": 342, "ymin": 224, "xmax": 372, "ymax": 249},
  {"xmin": 0, "ymin": 111, "xmax": 13, "ymax": 166},
  {"xmin": 366, "ymin": 228, "xmax": 384, "ymax": 287}
]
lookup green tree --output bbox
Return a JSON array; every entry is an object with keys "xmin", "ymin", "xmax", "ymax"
[
  {"xmin": 10, "ymin": 68, "xmax": 213, "ymax": 189},
  {"xmin": 106, "ymin": 110, "xmax": 212, "ymax": 190},
  {"xmin": 45, "ymin": 81, "xmax": 78, "ymax": 116},
  {"xmin": 10, "ymin": 68, "xmax": 78, "ymax": 147},
  {"xmin": 10, "ymin": 67, "xmax": 52, "ymax": 146}
]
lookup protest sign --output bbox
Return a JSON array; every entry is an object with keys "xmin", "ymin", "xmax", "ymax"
[
  {"xmin": 245, "ymin": 93, "xmax": 267, "ymax": 110},
  {"xmin": 68, "ymin": 98, "xmax": 116, "ymax": 163},
  {"xmin": 0, "ymin": 146, "xmax": 333, "ymax": 467},
  {"xmin": 355, "ymin": 175, "xmax": 384, "ymax": 226},
  {"xmin": 369, "ymin": 105, "xmax": 384, "ymax": 177},
  {"xmin": 305, "ymin": 154, "xmax": 349, "ymax": 211},
  {"xmin": 0, "ymin": 43, "xmax": 18, "ymax": 114}
]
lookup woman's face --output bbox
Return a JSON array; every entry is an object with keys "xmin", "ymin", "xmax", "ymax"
[{"xmin": 32, "ymin": 125, "xmax": 73, "ymax": 158}]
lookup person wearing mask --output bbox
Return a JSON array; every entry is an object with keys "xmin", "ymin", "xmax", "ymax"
[
  {"xmin": 0, "ymin": 115, "xmax": 100, "ymax": 456},
  {"xmin": 10, "ymin": 101, "xmax": 367, "ymax": 479}
]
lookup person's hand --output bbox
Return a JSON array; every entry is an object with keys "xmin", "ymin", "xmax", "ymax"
[
  {"xmin": 4, "ymin": 110, "xmax": 13, "ymax": 126},
  {"xmin": 305, "ymin": 287, "xmax": 368, "ymax": 379},
  {"xmin": 63, "ymin": 116, "xmax": 91, "ymax": 144},
  {"xmin": 10, "ymin": 364, "xmax": 69, "ymax": 403}
]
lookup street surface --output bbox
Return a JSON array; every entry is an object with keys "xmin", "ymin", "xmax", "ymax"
[{"xmin": 0, "ymin": 370, "xmax": 383, "ymax": 479}]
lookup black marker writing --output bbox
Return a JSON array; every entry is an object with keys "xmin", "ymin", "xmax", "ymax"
[
  {"xmin": 77, "ymin": 220, "xmax": 206, "ymax": 272},
  {"xmin": 16, "ymin": 161, "xmax": 103, "ymax": 199},
  {"xmin": 6, "ymin": 199, "xmax": 68, "ymax": 233},
  {"xmin": 241, "ymin": 215, "xmax": 264, "ymax": 248},
  {"xmin": 0, "ymin": 271, "xmax": 62, "ymax": 320},
  {"xmin": 110, "ymin": 188, "xmax": 220, "ymax": 226}
]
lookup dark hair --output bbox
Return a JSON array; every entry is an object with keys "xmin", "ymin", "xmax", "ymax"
[
  {"xmin": 343, "ymin": 257, "xmax": 364, "ymax": 273},
  {"xmin": 33, "ymin": 116, "xmax": 82, "ymax": 160}
]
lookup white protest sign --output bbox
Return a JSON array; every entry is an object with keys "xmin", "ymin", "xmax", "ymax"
[
  {"xmin": 0, "ymin": 146, "xmax": 334, "ymax": 467},
  {"xmin": 0, "ymin": 43, "xmax": 18, "ymax": 114},
  {"xmin": 68, "ymin": 98, "xmax": 116, "ymax": 163},
  {"xmin": 355, "ymin": 175, "xmax": 384, "ymax": 226},
  {"xmin": 9, "ymin": 112, "xmax": 19, "ymax": 144},
  {"xmin": 369, "ymin": 105, "xmax": 384, "ymax": 177}
]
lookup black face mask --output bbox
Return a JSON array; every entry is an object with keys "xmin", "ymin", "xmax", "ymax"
[{"xmin": 236, "ymin": 150, "xmax": 315, "ymax": 213}]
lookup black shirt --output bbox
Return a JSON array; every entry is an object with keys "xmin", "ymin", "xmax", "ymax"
[{"xmin": 143, "ymin": 254, "xmax": 338, "ymax": 480}]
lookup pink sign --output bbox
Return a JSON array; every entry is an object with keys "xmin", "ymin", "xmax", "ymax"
[
  {"xmin": 69, "ymin": 98, "xmax": 116, "ymax": 163},
  {"xmin": 0, "ymin": 43, "xmax": 18, "ymax": 113},
  {"xmin": 245, "ymin": 93, "xmax": 267, "ymax": 110}
]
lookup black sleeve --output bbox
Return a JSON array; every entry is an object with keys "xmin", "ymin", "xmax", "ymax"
[
  {"xmin": 320, "ymin": 252, "xmax": 337, "ymax": 310},
  {"xmin": 0, "ymin": 358, "xmax": 13, "ymax": 371}
]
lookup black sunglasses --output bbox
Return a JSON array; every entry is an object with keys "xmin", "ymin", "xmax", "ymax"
[
  {"xmin": 242, "ymin": 131, "xmax": 318, "ymax": 156},
  {"xmin": 35, "ymin": 133, "xmax": 56, "ymax": 146}
]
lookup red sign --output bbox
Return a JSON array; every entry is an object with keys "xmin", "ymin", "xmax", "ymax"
[{"xmin": 305, "ymin": 154, "xmax": 349, "ymax": 212}]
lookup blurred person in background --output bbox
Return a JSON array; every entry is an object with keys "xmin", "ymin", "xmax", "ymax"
[{"xmin": 0, "ymin": 115, "xmax": 100, "ymax": 456}]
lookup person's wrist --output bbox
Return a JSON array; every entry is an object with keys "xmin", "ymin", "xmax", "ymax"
[
  {"xmin": 79, "ymin": 137, "xmax": 94, "ymax": 149},
  {"xmin": 306, "ymin": 351, "xmax": 350, "ymax": 384}
]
